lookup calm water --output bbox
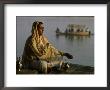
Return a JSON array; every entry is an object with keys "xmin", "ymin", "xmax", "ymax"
[
  {"xmin": 17, "ymin": 16, "xmax": 94, "ymax": 67},
  {"xmin": 53, "ymin": 34, "xmax": 94, "ymax": 67}
]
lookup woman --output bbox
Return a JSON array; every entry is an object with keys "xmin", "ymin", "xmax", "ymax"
[{"xmin": 22, "ymin": 21, "xmax": 73, "ymax": 73}]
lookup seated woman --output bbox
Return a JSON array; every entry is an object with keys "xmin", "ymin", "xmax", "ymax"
[{"xmin": 22, "ymin": 21, "xmax": 73, "ymax": 74}]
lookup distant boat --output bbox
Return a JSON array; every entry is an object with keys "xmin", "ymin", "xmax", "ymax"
[{"xmin": 56, "ymin": 24, "xmax": 93, "ymax": 36}]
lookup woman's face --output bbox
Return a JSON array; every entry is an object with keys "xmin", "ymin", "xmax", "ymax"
[{"xmin": 37, "ymin": 24, "xmax": 44, "ymax": 36}]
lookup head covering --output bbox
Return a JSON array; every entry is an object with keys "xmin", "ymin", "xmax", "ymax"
[
  {"xmin": 31, "ymin": 21, "xmax": 43, "ymax": 35},
  {"xmin": 31, "ymin": 21, "xmax": 39, "ymax": 34},
  {"xmin": 31, "ymin": 21, "xmax": 44, "ymax": 45}
]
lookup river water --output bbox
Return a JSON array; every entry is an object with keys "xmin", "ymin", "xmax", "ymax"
[
  {"xmin": 17, "ymin": 16, "xmax": 94, "ymax": 67},
  {"xmin": 53, "ymin": 34, "xmax": 94, "ymax": 67}
]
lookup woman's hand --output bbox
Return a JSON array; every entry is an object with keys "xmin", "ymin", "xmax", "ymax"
[{"xmin": 63, "ymin": 53, "xmax": 73, "ymax": 59}]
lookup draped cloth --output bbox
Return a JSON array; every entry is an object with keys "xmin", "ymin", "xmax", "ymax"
[
  {"xmin": 22, "ymin": 32, "xmax": 63, "ymax": 62},
  {"xmin": 22, "ymin": 22, "xmax": 64, "ymax": 72}
]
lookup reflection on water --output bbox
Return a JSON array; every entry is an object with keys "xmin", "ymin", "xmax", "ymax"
[
  {"xmin": 55, "ymin": 34, "xmax": 94, "ymax": 67},
  {"xmin": 56, "ymin": 34, "xmax": 91, "ymax": 41},
  {"xmin": 65, "ymin": 35, "xmax": 91, "ymax": 41}
]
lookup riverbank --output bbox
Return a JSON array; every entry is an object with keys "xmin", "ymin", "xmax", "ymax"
[{"xmin": 16, "ymin": 63, "xmax": 94, "ymax": 74}]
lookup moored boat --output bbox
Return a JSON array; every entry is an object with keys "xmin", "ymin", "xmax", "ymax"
[{"xmin": 56, "ymin": 24, "xmax": 92, "ymax": 36}]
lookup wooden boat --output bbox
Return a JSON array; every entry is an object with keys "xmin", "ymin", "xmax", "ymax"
[{"xmin": 56, "ymin": 24, "xmax": 92, "ymax": 36}]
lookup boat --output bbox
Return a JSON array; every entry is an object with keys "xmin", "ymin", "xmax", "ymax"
[{"xmin": 56, "ymin": 24, "xmax": 92, "ymax": 36}]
